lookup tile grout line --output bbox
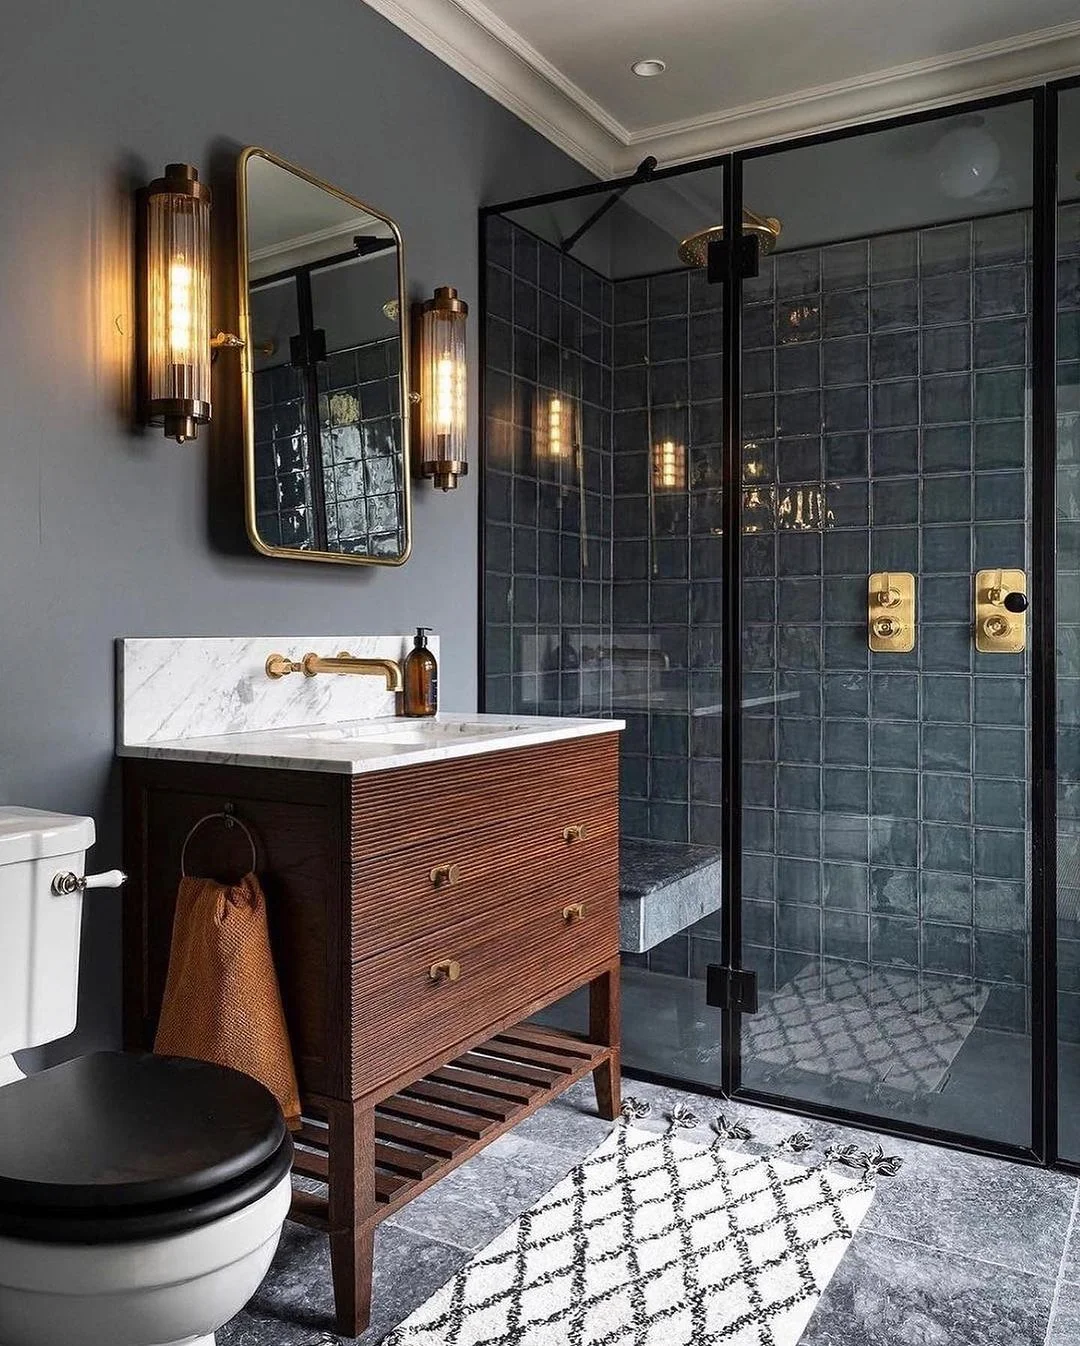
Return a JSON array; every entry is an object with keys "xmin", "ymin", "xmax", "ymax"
[
  {"xmin": 852, "ymin": 1219, "xmax": 1063, "ymax": 1287},
  {"xmin": 1046, "ymin": 1181, "xmax": 1080, "ymax": 1342}
]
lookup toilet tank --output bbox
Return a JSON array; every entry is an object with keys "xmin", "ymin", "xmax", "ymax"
[{"xmin": 0, "ymin": 806, "xmax": 95, "ymax": 1056}]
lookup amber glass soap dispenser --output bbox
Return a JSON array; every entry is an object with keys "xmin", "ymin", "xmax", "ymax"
[{"xmin": 403, "ymin": 627, "xmax": 438, "ymax": 717}]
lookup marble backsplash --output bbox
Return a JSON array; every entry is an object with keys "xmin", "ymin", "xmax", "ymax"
[{"xmin": 117, "ymin": 635, "xmax": 439, "ymax": 746}]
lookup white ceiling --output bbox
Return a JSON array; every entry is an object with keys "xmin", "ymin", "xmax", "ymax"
[{"xmin": 362, "ymin": 0, "xmax": 1080, "ymax": 175}]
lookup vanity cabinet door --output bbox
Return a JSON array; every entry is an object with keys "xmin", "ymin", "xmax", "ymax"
[
  {"xmin": 349, "ymin": 884, "xmax": 618, "ymax": 1094},
  {"xmin": 349, "ymin": 794, "xmax": 617, "ymax": 954}
]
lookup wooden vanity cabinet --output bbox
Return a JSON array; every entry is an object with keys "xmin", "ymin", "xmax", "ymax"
[{"xmin": 122, "ymin": 732, "xmax": 621, "ymax": 1336}]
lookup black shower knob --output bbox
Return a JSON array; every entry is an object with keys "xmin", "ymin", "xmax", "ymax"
[{"xmin": 1003, "ymin": 591, "xmax": 1029, "ymax": 614}]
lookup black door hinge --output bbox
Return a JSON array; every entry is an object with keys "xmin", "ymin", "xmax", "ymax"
[
  {"xmin": 705, "ymin": 965, "xmax": 759, "ymax": 1014},
  {"xmin": 706, "ymin": 234, "xmax": 760, "ymax": 284}
]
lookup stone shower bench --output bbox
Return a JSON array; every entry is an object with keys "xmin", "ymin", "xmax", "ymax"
[{"xmin": 618, "ymin": 838, "xmax": 723, "ymax": 953}]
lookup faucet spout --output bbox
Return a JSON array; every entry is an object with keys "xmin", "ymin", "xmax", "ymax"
[
  {"xmin": 265, "ymin": 651, "xmax": 404, "ymax": 694},
  {"xmin": 302, "ymin": 652, "xmax": 404, "ymax": 693}
]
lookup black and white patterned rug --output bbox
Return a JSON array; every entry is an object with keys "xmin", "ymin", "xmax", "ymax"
[{"xmin": 383, "ymin": 1104, "xmax": 891, "ymax": 1345}]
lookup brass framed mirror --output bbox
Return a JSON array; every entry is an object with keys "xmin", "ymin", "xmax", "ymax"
[{"xmin": 238, "ymin": 147, "xmax": 411, "ymax": 565}]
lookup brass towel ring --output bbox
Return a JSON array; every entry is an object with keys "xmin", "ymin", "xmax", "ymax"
[{"xmin": 180, "ymin": 810, "xmax": 258, "ymax": 878}]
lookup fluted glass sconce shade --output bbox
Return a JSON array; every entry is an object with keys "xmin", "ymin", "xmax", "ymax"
[
  {"xmin": 652, "ymin": 439, "xmax": 686, "ymax": 491},
  {"xmin": 415, "ymin": 286, "xmax": 468, "ymax": 490},
  {"xmin": 143, "ymin": 164, "xmax": 212, "ymax": 443}
]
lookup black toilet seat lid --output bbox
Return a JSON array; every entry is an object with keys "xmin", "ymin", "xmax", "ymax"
[{"xmin": 0, "ymin": 1052, "xmax": 289, "ymax": 1217}]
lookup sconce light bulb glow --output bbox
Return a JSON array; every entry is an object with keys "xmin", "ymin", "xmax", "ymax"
[
  {"xmin": 652, "ymin": 439, "xmax": 686, "ymax": 491},
  {"xmin": 433, "ymin": 354, "xmax": 465, "ymax": 436},
  {"xmin": 549, "ymin": 397, "xmax": 563, "ymax": 457},
  {"xmin": 169, "ymin": 256, "xmax": 194, "ymax": 361}
]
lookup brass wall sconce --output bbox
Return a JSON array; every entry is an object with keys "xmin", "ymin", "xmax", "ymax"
[
  {"xmin": 140, "ymin": 163, "xmax": 242, "ymax": 443},
  {"xmin": 413, "ymin": 285, "xmax": 468, "ymax": 490},
  {"xmin": 652, "ymin": 440, "xmax": 687, "ymax": 492}
]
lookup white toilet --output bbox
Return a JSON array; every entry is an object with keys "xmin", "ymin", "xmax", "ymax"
[{"xmin": 0, "ymin": 806, "xmax": 293, "ymax": 1346}]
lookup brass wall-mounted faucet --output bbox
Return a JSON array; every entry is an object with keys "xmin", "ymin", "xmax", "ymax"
[{"xmin": 265, "ymin": 651, "xmax": 404, "ymax": 693}]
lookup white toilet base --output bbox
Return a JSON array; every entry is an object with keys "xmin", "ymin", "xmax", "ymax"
[{"xmin": 0, "ymin": 1175, "xmax": 290, "ymax": 1346}]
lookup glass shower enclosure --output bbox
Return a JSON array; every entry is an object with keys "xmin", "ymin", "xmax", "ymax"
[{"xmin": 480, "ymin": 79, "xmax": 1080, "ymax": 1169}]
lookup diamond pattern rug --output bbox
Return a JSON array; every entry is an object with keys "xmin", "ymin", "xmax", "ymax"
[
  {"xmin": 743, "ymin": 962, "xmax": 989, "ymax": 1094},
  {"xmin": 382, "ymin": 1114, "xmax": 878, "ymax": 1346}
]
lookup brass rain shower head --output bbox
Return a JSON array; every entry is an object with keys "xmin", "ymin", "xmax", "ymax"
[{"xmin": 678, "ymin": 210, "xmax": 782, "ymax": 267}]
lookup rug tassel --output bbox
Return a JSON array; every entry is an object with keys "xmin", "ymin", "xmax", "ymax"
[
  {"xmin": 825, "ymin": 1142, "xmax": 904, "ymax": 1178},
  {"xmin": 773, "ymin": 1131, "xmax": 813, "ymax": 1156},
  {"xmin": 666, "ymin": 1103, "xmax": 700, "ymax": 1131},
  {"xmin": 620, "ymin": 1097, "xmax": 651, "ymax": 1124},
  {"xmin": 710, "ymin": 1114, "xmax": 752, "ymax": 1144}
]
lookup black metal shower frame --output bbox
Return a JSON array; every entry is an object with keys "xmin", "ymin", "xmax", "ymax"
[{"xmin": 478, "ymin": 75, "xmax": 1078, "ymax": 1172}]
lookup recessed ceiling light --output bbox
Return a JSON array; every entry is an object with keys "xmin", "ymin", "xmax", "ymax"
[{"xmin": 631, "ymin": 58, "xmax": 666, "ymax": 77}]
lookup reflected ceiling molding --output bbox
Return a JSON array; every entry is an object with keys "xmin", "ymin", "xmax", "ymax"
[{"xmin": 360, "ymin": 0, "xmax": 1080, "ymax": 176}]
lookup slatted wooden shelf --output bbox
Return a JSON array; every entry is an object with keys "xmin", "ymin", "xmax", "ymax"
[{"xmin": 287, "ymin": 1022, "xmax": 610, "ymax": 1232}]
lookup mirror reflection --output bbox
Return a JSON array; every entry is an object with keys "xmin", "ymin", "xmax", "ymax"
[{"xmin": 240, "ymin": 149, "xmax": 410, "ymax": 565}]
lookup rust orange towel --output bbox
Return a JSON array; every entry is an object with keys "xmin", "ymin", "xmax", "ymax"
[{"xmin": 154, "ymin": 873, "xmax": 301, "ymax": 1127}]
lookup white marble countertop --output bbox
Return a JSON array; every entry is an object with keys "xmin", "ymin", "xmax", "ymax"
[{"xmin": 117, "ymin": 712, "xmax": 625, "ymax": 776}]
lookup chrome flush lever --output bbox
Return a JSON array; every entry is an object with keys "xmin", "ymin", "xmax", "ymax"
[{"xmin": 52, "ymin": 869, "xmax": 127, "ymax": 895}]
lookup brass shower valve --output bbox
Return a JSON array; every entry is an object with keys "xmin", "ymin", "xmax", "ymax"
[
  {"xmin": 868, "ymin": 572, "xmax": 915, "ymax": 653},
  {"xmin": 974, "ymin": 570, "xmax": 1027, "ymax": 653}
]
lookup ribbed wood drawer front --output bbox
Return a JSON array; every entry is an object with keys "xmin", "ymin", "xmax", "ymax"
[
  {"xmin": 351, "ymin": 794, "xmax": 617, "ymax": 956},
  {"xmin": 350, "ymin": 733, "xmax": 618, "ymax": 859},
  {"xmin": 350, "ymin": 885, "xmax": 618, "ymax": 1092}
]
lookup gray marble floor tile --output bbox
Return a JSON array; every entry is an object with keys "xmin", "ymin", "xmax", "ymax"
[
  {"xmin": 800, "ymin": 1230, "xmax": 1054, "ymax": 1346},
  {"xmin": 1047, "ymin": 1281, "xmax": 1080, "ymax": 1346},
  {"xmin": 385, "ymin": 1130, "xmax": 581, "ymax": 1250},
  {"xmin": 856, "ymin": 1140, "xmax": 1076, "ymax": 1279},
  {"xmin": 219, "ymin": 1222, "xmax": 466, "ymax": 1346}
]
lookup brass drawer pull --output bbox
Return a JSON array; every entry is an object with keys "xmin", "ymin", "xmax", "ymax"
[
  {"xmin": 562, "ymin": 902, "xmax": 587, "ymax": 923},
  {"xmin": 429, "ymin": 958, "xmax": 461, "ymax": 983},
  {"xmin": 563, "ymin": 823, "xmax": 587, "ymax": 843},
  {"xmin": 429, "ymin": 863, "xmax": 461, "ymax": 887}
]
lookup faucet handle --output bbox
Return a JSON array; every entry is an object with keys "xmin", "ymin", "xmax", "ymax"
[{"xmin": 265, "ymin": 653, "xmax": 302, "ymax": 679}]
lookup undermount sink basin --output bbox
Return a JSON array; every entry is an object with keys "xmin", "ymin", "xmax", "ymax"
[{"xmin": 286, "ymin": 719, "xmax": 516, "ymax": 748}]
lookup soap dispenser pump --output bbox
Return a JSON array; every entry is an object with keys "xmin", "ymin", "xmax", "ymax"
[{"xmin": 403, "ymin": 628, "xmax": 438, "ymax": 718}]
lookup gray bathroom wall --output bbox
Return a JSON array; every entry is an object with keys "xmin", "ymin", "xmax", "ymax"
[{"xmin": 0, "ymin": 0, "xmax": 593, "ymax": 1061}]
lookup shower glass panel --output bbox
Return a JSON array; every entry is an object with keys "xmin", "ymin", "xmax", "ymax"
[
  {"xmin": 481, "ymin": 166, "xmax": 729, "ymax": 1087},
  {"xmin": 737, "ymin": 103, "xmax": 1035, "ymax": 1147},
  {"xmin": 1058, "ymin": 85, "xmax": 1080, "ymax": 1163}
]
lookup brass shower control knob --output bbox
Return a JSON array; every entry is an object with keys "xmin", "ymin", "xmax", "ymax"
[
  {"xmin": 430, "ymin": 863, "xmax": 460, "ymax": 887},
  {"xmin": 562, "ymin": 902, "xmax": 587, "ymax": 923},
  {"xmin": 868, "ymin": 572, "xmax": 916, "ymax": 653},
  {"xmin": 563, "ymin": 823, "xmax": 587, "ymax": 843},
  {"xmin": 975, "ymin": 569, "xmax": 1027, "ymax": 653},
  {"xmin": 429, "ymin": 958, "xmax": 461, "ymax": 983}
]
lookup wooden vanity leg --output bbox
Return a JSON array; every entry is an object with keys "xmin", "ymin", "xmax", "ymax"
[
  {"xmin": 327, "ymin": 1098, "xmax": 376, "ymax": 1337},
  {"xmin": 589, "ymin": 959, "xmax": 622, "ymax": 1121}
]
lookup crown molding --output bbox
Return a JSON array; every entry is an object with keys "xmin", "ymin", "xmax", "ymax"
[
  {"xmin": 363, "ymin": 0, "xmax": 1080, "ymax": 177},
  {"xmin": 361, "ymin": 0, "xmax": 620, "ymax": 176},
  {"xmin": 630, "ymin": 20, "xmax": 1080, "ymax": 168}
]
